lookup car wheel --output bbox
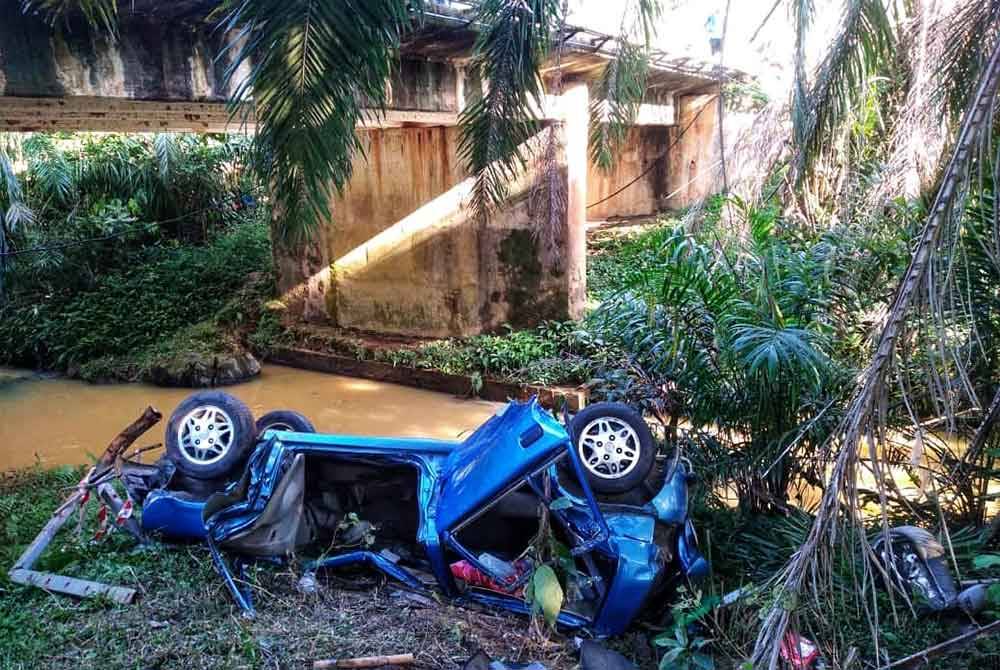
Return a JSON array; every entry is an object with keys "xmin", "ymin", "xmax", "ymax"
[
  {"xmin": 567, "ymin": 402, "xmax": 656, "ymax": 494},
  {"xmin": 256, "ymin": 410, "xmax": 316, "ymax": 434},
  {"xmin": 165, "ymin": 391, "xmax": 257, "ymax": 480}
]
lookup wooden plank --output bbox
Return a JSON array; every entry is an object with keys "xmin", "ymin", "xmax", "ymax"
[
  {"xmin": 9, "ymin": 569, "xmax": 137, "ymax": 604},
  {"xmin": 314, "ymin": 654, "xmax": 415, "ymax": 669},
  {"xmin": 11, "ymin": 491, "xmax": 85, "ymax": 571}
]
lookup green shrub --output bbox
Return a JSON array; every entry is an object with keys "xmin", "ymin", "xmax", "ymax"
[{"xmin": 0, "ymin": 220, "xmax": 272, "ymax": 374}]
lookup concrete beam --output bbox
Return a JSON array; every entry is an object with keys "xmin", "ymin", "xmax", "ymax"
[{"xmin": 0, "ymin": 97, "xmax": 467, "ymax": 133}]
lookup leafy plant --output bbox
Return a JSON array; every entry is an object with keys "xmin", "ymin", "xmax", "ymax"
[{"xmin": 654, "ymin": 588, "xmax": 718, "ymax": 670}]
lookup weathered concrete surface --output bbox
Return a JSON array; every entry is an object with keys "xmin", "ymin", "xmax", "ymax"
[
  {"xmin": 0, "ymin": 5, "xmax": 464, "ymax": 132},
  {"xmin": 1, "ymin": 2, "xmax": 730, "ymax": 337},
  {"xmin": 666, "ymin": 92, "xmax": 723, "ymax": 209},
  {"xmin": 0, "ymin": 8, "xmax": 238, "ymax": 101},
  {"xmin": 587, "ymin": 126, "xmax": 671, "ymax": 219},
  {"xmin": 276, "ymin": 84, "xmax": 589, "ymax": 338}
]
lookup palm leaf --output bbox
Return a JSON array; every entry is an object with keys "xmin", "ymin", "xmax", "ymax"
[
  {"xmin": 936, "ymin": 0, "xmax": 1000, "ymax": 120},
  {"xmin": 458, "ymin": 0, "xmax": 561, "ymax": 222},
  {"xmin": 791, "ymin": 0, "xmax": 894, "ymax": 185},
  {"xmin": 589, "ymin": 41, "xmax": 649, "ymax": 170},
  {"xmin": 20, "ymin": 0, "xmax": 118, "ymax": 35},
  {"xmin": 24, "ymin": 134, "xmax": 75, "ymax": 207},
  {"xmin": 219, "ymin": 0, "xmax": 421, "ymax": 241},
  {"xmin": 752, "ymin": 35, "xmax": 1000, "ymax": 670},
  {"xmin": 588, "ymin": 1, "xmax": 660, "ymax": 171}
]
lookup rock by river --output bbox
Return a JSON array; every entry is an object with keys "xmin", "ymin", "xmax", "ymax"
[{"xmin": 147, "ymin": 349, "xmax": 262, "ymax": 387}]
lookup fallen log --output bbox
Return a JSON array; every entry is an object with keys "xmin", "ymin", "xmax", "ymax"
[
  {"xmin": 8, "ymin": 406, "xmax": 161, "ymax": 603},
  {"xmin": 313, "ymin": 653, "xmax": 415, "ymax": 669}
]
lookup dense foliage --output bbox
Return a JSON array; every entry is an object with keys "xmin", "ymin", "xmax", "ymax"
[{"xmin": 0, "ymin": 133, "xmax": 273, "ymax": 381}]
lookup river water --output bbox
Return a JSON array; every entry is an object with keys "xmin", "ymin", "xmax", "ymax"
[{"xmin": 0, "ymin": 364, "xmax": 501, "ymax": 472}]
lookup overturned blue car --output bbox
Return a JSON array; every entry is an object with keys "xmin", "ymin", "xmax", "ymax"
[{"xmin": 126, "ymin": 391, "xmax": 708, "ymax": 636}]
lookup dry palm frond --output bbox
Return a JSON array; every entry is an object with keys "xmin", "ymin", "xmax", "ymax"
[
  {"xmin": 938, "ymin": 0, "xmax": 1000, "ymax": 120},
  {"xmin": 790, "ymin": 0, "xmax": 815, "ymax": 163},
  {"xmin": 752, "ymin": 38, "xmax": 1000, "ymax": 670},
  {"xmin": 865, "ymin": 1, "xmax": 941, "ymax": 205},
  {"xmin": 530, "ymin": 0, "xmax": 568, "ymax": 262}
]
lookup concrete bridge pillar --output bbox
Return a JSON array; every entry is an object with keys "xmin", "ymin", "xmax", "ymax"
[{"xmin": 563, "ymin": 81, "xmax": 589, "ymax": 321}]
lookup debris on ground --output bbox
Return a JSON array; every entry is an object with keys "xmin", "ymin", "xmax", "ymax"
[
  {"xmin": 7, "ymin": 406, "xmax": 162, "ymax": 604},
  {"xmin": 313, "ymin": 652, "xmax": 415, "ymax": 668},
  {"xmin": 578, "ymin": 640, "xmax": 637, "ymax": 670},
  {"xmin": 462, "ymin": 649, "xmax": 548, "ymax": 670},
  {"xmin": 780, "ymin": 632, "xmax": 821, "ymax": 669}
]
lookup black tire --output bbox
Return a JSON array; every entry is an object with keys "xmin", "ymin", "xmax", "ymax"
[
  {"xmin": 165, "ymin": 391, "xmax": 257, "ymax": 480},
  {"xmin": 566, "ymin": 402, "xmax": 656, "ymax": 494},
  {"xmin": 256, "ymin": 410, "xmax": 316, "ymax": 434}
]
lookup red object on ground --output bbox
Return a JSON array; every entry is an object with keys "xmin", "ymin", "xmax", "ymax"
[
  {"xmin": 780, "ymin": 632, "xmax": 820, "ymax": 669},
  {"xmin": 450, "ymin": 559, "xmax": 529, "ymax": 596}
]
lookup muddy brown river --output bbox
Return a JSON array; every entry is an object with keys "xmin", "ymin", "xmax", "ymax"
[{"xmin": 0, "ymin": 364, "xmax": 501, "ymax": 472}]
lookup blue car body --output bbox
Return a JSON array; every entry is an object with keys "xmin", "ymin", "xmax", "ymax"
[{"xmin": 141, "ymin": 399, "xmax": 707, "ymax": 636}]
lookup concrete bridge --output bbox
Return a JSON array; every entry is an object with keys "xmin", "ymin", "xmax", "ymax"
[{"xmin": 0, "ymin": 1, "xmax": 728, "ymax": 337}]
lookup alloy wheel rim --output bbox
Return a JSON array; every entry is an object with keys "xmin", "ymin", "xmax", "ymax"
[
  {"xmin": 577, "ymin": 417, "xmax": 640, "ymax": 479},
  {"xmin": 178, "ymin": 405, "xmax": 235, "ymax": 466}
]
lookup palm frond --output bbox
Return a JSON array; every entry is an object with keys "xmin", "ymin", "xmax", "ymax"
[
  {"xmin": 789, "ymin": 0, "xmax": 815, "ymax": 159},
  {"xmin": 220, "ymin": 0, "xmax": 420, "ymax": 241},
  {"xmin": 753, "ymin": 36, "xmax": 1000, "ymax": 670},
  {"xmin": 153, "ymin": 133, "xmax": 180, "ymax": 186},
  {"xmin": 790, "ymin": 0, "xmax": 894, "ymax": 185},
  {"xmin": 588, "ymin": 1, "xmax": 660, "ymax": 171},
  {"xmin": 20, "ymin": 0, "xmax": 118, "ymax": 35},
  {"xmin": 0, "ymin": 136, "xmax": 33, "ymax": 232},
  {"xmin": 936, "ymin": 0, "xmax": 1000, "ymax": 120},
  {"xmin": 636, "ymin": 0, "xmax": 662, "ymax": 47},
  {"xmin": 24, "ymin": 134, "xmax": 74, "ymax": 206},
  {"xmin": 458, "ymin": 0, "xmax": 561, "ymax": 222},
  {"xmin": 866, "ymin": 0, "xmax": 949, "ymax": 204},
  {"xmin": 589, "ymin": 41, "xmax": 649, "ymax": 171}
]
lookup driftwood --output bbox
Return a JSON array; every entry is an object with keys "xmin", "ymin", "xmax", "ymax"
[
  {"xmin": 8, "ymin": 406, "xmax": 162, "ymax": 604},
  {"xmin": 313, "ymin": 654, "xmax": 415, "ymax": 669}
]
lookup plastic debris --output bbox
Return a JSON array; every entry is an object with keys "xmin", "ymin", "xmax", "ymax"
[
  {"xmin": 450, "ymin": 555, "xmax": 531, "ymax": 596},
  {"xmin": 297, "ymin": 571, "xmax": 319, "ymax": 595},
  {"xmin": 780, "ymin": 632, "xmax": 820, "ymax": 669}
]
